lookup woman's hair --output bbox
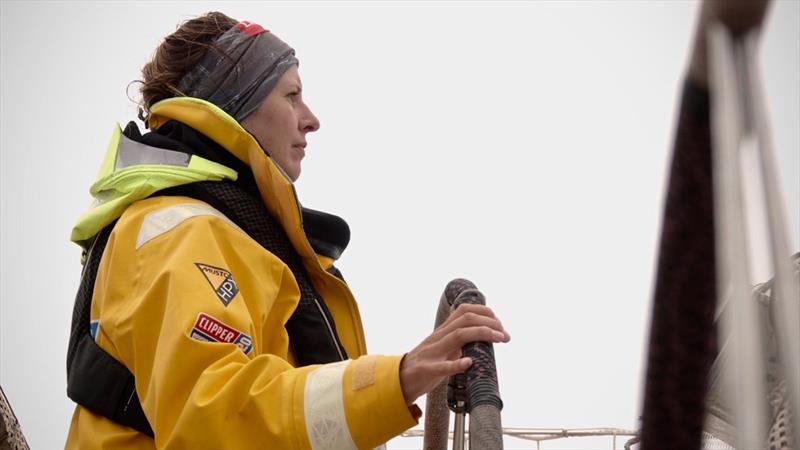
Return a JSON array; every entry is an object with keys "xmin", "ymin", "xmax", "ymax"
[{"xmin": 137, "ymin": 11, "xmax": 238, "ymax": 121}]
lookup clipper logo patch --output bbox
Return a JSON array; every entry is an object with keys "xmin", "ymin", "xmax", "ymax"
[
  {"xmin": 190, "ymin": 313, "xmax": 253, "ymax": 355},
  {"xmin": 195, "ymin": 263, "xmax": 239, "ymax": 306}
]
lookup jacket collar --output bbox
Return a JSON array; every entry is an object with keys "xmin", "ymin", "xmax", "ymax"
[
  {"xmin": 147, "ymin": 97, "xmax": 330, "ymax": 270},
  {"xmin": 74, "ymin": 97, "xmax": 349, "ymax": 267}
]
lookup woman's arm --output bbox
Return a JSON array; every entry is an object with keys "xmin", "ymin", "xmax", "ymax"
[{"xmin": 93, "ymin": 197, "xmax": 421, "ymax": 449}]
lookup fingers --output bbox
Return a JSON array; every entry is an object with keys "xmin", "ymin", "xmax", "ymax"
[
  {"xmin": 426, "ymin": 306, "xmax": 510, "ymax": 363},
  {"xmin": 399, "ymin": 354, "xmax": 474, "ymax": 405},
  {"xmin": 434, "ymin": 305, "xmax": 510, "ymax": 342},
  {"xmin": 398, "ymin": 303, "xmax": 511, "ymax": 405},
  {"xmin": 431, "ymin": 325, "xmax": 506, "ymax": 357},
  {"xmin": 430, "ymin": 357, "xmax": 473, "ymax": 378},
  {"xmin": 449, "ymin": 303, "xmax": 496, "ymax": 320}
]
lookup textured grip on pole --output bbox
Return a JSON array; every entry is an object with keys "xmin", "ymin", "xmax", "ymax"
[
  {"xmin": 452, "ymin": 289, "xmax": 504, "ymax": 412},
  {"xmin": 444, "ymin": 278, "xmax": 478, "ymax": 306},
  {"xmin": 425, "ymin": 278, "xmax": 504, "ymax": 450}
]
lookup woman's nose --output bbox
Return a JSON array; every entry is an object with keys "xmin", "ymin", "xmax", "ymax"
[{"xmin": 300, "ymin": 103, "xmax": 320, "ymax": 133}]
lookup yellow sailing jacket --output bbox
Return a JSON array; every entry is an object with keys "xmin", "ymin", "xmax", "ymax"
[{"xmin": 65, "ymin": 98, "xmax": 418, "ymax": 449}]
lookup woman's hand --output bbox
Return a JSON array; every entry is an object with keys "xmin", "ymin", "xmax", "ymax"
[
  {"xmin": 398, "ymin": 303, "xmax": 510, "ymax": 406},
  {"xmin": 689, "ymin": 0, "xmax": 772, "ymax": 87}
]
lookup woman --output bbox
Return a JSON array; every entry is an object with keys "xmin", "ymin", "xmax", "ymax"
[{"xmin": 65, "ymin": 12, "xmax": 509, "ymax": 449}]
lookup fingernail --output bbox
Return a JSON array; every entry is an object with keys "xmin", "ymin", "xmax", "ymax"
[{"xmin": 493, "ymin": 331, "xmax": 504, "ymax": 341}]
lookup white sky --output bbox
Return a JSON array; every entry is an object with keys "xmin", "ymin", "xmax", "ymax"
[{"xmin": 1, "ymin": 2, "xmax": 798, "ymax": 449}]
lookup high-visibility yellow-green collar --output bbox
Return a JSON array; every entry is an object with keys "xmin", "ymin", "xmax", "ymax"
[{"xmin": 70, "ymin": 120, "xmax": 237, "ymax": 249}]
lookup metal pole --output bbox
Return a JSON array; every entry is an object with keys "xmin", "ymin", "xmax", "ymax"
[
  {"xmin": 708, "ymin": 23, "xmax": 769, "ymax": 449},
  {"xmin": 453, "ymin": 407, "xmax": 466, "ymax": 450},
  {"xmin": 743, "ymin": 31, "xmax": 800, "ymax": 444}
]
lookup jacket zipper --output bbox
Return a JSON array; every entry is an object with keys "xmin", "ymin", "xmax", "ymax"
[
  {"xmin": 245, "ymin": 128, "xmax": 361, "ymax": 358},
  {"xmin": 313, "ymin": 297, "xmax": 346, "ymax": 361}
]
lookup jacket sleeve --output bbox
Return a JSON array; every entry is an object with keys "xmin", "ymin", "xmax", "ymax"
[{"xmin": 91, "ymin": 198, "xmax": 418, "ymax": 449}]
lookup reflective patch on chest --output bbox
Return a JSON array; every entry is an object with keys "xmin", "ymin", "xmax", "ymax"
[
  {"xmin": 190, "ymin": 312, "xmax": 253, "ymax": 355},
  {"xmin": 195, "ymin": 263, "xmax": 239, "ymax": 306}
]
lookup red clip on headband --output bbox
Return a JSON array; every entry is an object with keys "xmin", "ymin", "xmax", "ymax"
[{"xmin": 234, "ymin": 21, "xmax": 267, "ymax": 37}]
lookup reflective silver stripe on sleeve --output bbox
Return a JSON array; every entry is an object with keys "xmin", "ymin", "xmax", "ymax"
[
  {"xmin": 116, "ymin": 132, "xmax": 191, "ymax": 169},
  {"xmin": 136, "ymin": 203, "xmax": 243, "ymax": 250},
  {"xmin": 304, "ymin": 360, "xmax": 357, "ymax": 450}
]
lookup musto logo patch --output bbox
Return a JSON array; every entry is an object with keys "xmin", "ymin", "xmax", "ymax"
[
  {"xmin": 190, "ymin": 313, "xmax": 253, "ymax": 355},
  {"xmin": 195, "ymin": 263, "xmax": 239, "ymax": 306}
]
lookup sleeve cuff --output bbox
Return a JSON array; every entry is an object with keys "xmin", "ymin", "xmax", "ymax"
[{"xmin": 343, "ymin": 355, "xmax": 419, "ymax": 449}]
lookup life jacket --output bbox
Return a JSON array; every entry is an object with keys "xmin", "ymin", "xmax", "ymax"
[{"xmin": 66, "ymin": 121, "xmax": 351, "ymax": 437}]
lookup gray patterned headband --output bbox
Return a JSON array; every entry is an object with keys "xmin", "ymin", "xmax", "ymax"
[{"xmin": 178, "ymin": 21, "xmax": 298, "ymax": 122}]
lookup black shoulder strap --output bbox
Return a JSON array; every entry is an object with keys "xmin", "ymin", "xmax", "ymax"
[
  {"xmin": 66, "ymin": 224, "xmax": 154, "ymax": 436},
  {"xmin": 66, "ymin": 180, "xmax": 348, "ymax": 438}
]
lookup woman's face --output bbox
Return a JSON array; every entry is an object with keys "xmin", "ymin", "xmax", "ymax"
[{"xmin": 241, "ymin": 65, "xmax": 320, "ymax": 181}]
